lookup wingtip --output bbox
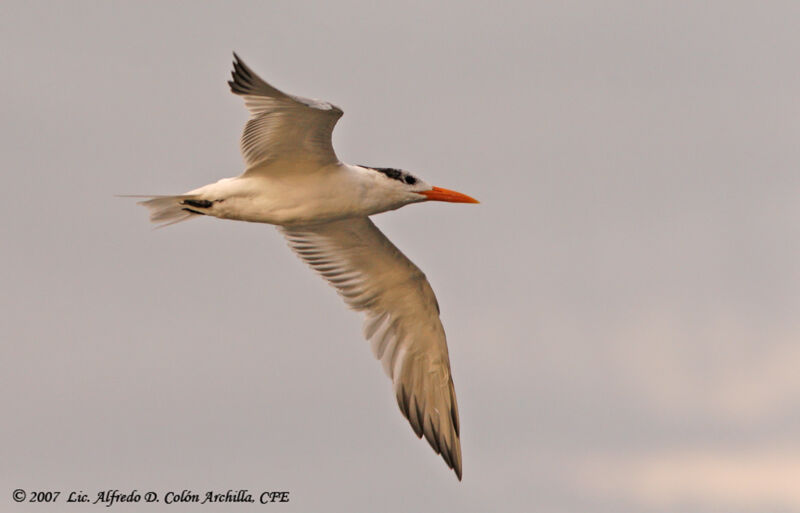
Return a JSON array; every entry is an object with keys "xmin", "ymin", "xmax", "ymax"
[
  {"xmin": 230, "ymin": 55, "xmax": 254, "ymax": 87},
  {"xmin": 451, "ymin": 439, "xmax": 463, "ymax": 481}
]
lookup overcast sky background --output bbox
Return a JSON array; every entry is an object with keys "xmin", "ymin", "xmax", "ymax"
[{"xmin": 2, "ymin": 1, "xmax": 800, "ymax": 512}]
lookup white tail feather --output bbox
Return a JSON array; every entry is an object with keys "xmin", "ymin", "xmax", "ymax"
[{"xmin": 126, "ymin": 195, "xmax": 201, "ymax": 228}]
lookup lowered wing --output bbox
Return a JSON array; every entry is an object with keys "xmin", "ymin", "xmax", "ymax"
[{"xmin": 280, "ymin": 217, "xmax": 463, "ymax": 480}]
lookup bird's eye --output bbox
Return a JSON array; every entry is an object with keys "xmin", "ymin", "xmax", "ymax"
[{"xmin": 404, "ymin": 175, "xmax": 417, "ymax": 185}]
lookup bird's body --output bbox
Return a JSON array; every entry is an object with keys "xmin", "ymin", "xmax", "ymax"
[
  {"xmin": 133, "ymin": 54, "xmax": 477, "ymax": 480},
  {"xmin": 179, "ymin": 161, "xmax": 426, "ymax": 226}
]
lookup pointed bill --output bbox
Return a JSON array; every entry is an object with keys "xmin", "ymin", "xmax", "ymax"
[{"xmin": 420, "ymin": 186, "xmax": 479, "ymax": 203}]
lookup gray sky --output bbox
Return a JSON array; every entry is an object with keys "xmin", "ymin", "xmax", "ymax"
[{"xmin": 2, "ymin": 1, "xmax": 800, "ymax": 512}]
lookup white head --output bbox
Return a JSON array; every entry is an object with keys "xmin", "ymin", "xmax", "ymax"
[{"xmin": 358, "ymin": 165, "xmax": 479, "ymax": 211}]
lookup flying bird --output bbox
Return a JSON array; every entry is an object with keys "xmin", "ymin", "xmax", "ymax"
[{"xmin": 133, "ymin": 54, "xmax": 477, "ymax": 480}]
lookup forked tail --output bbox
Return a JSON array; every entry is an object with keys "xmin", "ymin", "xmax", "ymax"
[{"xmin": 123, "ymin": 195, "xmax": 204, "ymax": 228}]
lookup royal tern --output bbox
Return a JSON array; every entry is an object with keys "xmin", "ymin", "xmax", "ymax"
[{"xmin": 133, "ymin": 54, "xmax": 477, "ymax": 480}]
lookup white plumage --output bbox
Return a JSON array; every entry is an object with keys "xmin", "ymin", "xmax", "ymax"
[{"xmin": 134, "ymin": 54, "xmax": 478, "ymax": 480}]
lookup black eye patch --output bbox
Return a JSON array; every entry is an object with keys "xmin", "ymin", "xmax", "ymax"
[
  {"xmin": 360, "ymin": 166, "xmax": 419, "ymax": 186},
  {"xmin": 360, "ymin": 166, "xmax": 407, "ymax": 183}
]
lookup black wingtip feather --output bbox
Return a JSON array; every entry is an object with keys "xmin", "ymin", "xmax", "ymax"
[
  {"xmin": 396, "ymin": 385, "xmax": 409, "ymax": 418},
  {"xmin": 425, "ymin": 416, "xmax": 441, "ymax": 455},
  {"xmin": 233, "ymin": 58, "xmax": 253, "ymax": 81},
  {"xmin": 395, "ymin": 383, "xmax": 461, "ymax": 480},
  {"xmin": 228, "ymin": 78, "xmax": 248, "ymax": 95},
  {"xmin": 229, "ymin": 53, "xmax": 258, "ymax": 96},
  {"xmin": 408, "ymin": 397, "xmax": 424, "ymax": 438}
]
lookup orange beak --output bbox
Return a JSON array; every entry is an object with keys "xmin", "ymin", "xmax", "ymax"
[{"xmin": 419, "ymin": 186, "xmax": 480, "ymax": 204}]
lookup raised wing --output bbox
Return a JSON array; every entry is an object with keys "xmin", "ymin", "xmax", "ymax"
[
  {"xmin": 280, "ymin": 218, "xmax": 462, "ymax": 480},
  {"xmin": 228, "ymin": 53, "xmax": 343, "ymax": 169}
]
